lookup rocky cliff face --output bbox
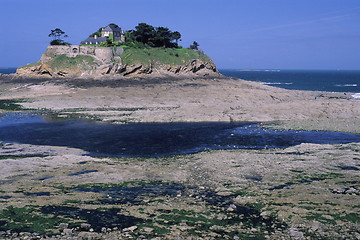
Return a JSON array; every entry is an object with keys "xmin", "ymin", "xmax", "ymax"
[
  {"xmin": 115, "ymin": 59, "xmax": 218, "ymax": 77},
  {"xmin": 16, "ymin": 46, "xmax": 220, "ymax": 78}
]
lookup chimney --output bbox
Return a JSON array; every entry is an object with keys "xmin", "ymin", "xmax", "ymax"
[{"xmin": 94, "ymin": 35, "xmax": 97, "ymax": 39}]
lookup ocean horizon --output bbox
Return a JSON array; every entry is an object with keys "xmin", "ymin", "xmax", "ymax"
[
  {"xmin": 0, "ymin": 67, "xmax": 17, "ymax": 74},
  {"xmin": 220, "ymin": 69, "xmax": 360, "ymax": 93}
]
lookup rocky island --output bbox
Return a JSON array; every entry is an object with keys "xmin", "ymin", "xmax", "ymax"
[
  {"xmin": 16, "ymin": 45, "xmax": 218, "ymax": 78},
  {"xmin": 16, "ymin": 23, "xmax": 218, "ymax": 78},
  {"xmin": 0, "ymin": 23, "xmax": 359, "ymax": 240}
]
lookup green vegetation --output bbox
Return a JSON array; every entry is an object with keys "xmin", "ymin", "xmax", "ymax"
[
  {"xmin": 272, "ymin": 172, "xmax": 346, "ymax": 190},
  {"xmin": 126, "ymin": 23, "xmax": 181, "ymax": 48},
  {"xmin": 0, "ymin": 99, "xmax": 26, "ymax": 111},
  {"xmin": 0, "ymin": 206, "xmax": 68, "ymax": 235},
  {"xmin": 147, "ymin": 209, "xmax": 232, "ymax": 236},
  {"xmin": 48, "ymin": 55, "xmax": 96, "ymax": 70},
  {"xmin": 120, "ymin": 47, "xmax": 212, "ymax": 67},
  {"xmin": 190, "ymin": 41, "xmax": 200, "ymax": 50},
  {"xmin": 48, "ymin": 28, "xmax": 69, "ymax": 46},
  {"xmin": 63, "ymin": 199, "xmax": 82, "ymax": 204},
  {"xmin": 86, "ymin": 22, "xmax": 183, "ymax": 48},
  {"xmin": 55, "ymin": 180, "xmax": 168, "ymax": 190},
  {"xmin": 0, "ymin": 155, "xmax": 47, "ymax": 160},
  {"xmin": 245, "ymin": 202, "xmax": 266, "ymax": 212},
  {"xmin": 292, "ymin": 172, "xmax": 344, "ymax": 182},
  {"xmin": 341, "ymin": 213, "xmax": 360, "ymax": 223},
  {"xmin": 150, "ymin": 208, "xmax": 267, "ymax": 239},
  {"xmin": 304, "ymin": 212, "xmax": 360, "ymax": 225}
]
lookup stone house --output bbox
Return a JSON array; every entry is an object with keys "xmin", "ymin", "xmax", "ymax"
[{"xmin": 82, "ymin": 24, "xmax": 125, "ymax": 45}]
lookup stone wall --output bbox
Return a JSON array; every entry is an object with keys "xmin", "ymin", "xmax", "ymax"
[
  {"xmin": 40, "ymin": 45, "xmax": 122, "ymax": 64},
  {"xmin": 94, "ymin": 47, "xmax": 113, "ymax": 63}
]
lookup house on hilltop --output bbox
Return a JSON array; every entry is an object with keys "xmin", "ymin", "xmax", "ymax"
[
  {"xmin": 101, "ymin": 24, "xmax": 125, "ymax": 42},
  {"xmin": 82, "ymin": 35, "xmax": 108, "ymax": 45},
  {"xmin": 82, "ymin": 24, "xmax": 125, "ymax": 45}
]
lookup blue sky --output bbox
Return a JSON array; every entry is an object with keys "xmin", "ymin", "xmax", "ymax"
[{"xmin": 1, "ymin": 0, "xmax": 360, "ymax": 70}]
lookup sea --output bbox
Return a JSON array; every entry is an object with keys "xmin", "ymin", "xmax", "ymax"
[
  {"xmin": 1, "ymin": 68, "xmax": 359, "ymax": 95},
  {"xmin": 0, "ymin": 67, "xmax": 17, "ymax": 74},
  {"xmin": 220, "ymin": 69, "xmax": 360, "ymax": 94}
]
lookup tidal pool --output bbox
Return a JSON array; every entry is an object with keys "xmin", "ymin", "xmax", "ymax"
[{"xmin": 0, "ymin": 112, "xmax": 360, "ymax": 157}]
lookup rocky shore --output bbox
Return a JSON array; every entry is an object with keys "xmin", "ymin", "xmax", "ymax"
[
  {"xmin": 0, "ymin": 74, "xmax": 359, "ymax": 239},
  {"xmin": 0, "ymin": 74, "xmax": 359, "ymax": 129}
]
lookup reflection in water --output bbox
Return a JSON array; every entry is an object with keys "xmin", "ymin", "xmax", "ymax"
[{"xmin": 0, "ymin": 112, "xmax": 360, "ymax": 157}]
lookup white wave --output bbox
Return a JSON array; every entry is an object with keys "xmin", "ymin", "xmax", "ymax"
[
  {"xmin": 262, "ymin": 82, "xmax": 293, "ymax": 85},
  {"xmin": 352, "ymin": 93, "xmax": 360, "ymax": 99},
  {"xmin": 237, "ymin": 69, "xmax": 281, "ymax": 72},
  {"xmin": 335, "ymin": 84, "xmax": 358, "ymax": 87}
]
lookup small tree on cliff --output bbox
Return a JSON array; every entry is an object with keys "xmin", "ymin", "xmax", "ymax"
[
  {"xmin": 190, "ymin": 41, "xmax": 199, "ymax": 50},
  {"xmin": 48, "ymin": 28, "xmax": 69, "ymax": 45},
  {"xmin": 172, "ymin": 31, "xmax": 181, "ymax": 44}
]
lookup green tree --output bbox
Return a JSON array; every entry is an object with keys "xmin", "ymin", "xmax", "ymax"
[
  {"xmin": 108, "ymin": 33, "xmax": 114, "ymax": 42},
  {"xmin": 190, "ymin": 41, "xmax": 199, "ymax": 50},
  {"xmin": 172, "ymin": 31, "xmax": 181, "ymax": 44},
  {"xmin": 133, "ymin": 23, "xmax": 155, "ymax": 44},
  {"xmin": 48, "ymin": 28, "xmax": 69, "ymax": 45},
  {"xmin": 124, "ymin": 30, "xmax": 135, "ymax": 42},
  {"xmin": 100, "ymin": 38, "xmax": 114, "ymax": 47},
  {"xmin": 152, "ymin": 27, "xmax": 173, "ymax": 47},
  {"xmin": 108, "ymin": 23, "xmax": 120, "ymax": 28},
  {"xmin": 128, "ymin": 23, "xmax": 181, "ymax": 48}
]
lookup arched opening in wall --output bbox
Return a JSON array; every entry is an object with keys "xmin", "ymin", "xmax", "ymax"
[{"xmin": 72, "ymin": 48, "xmax": 78, "ymax": 54}]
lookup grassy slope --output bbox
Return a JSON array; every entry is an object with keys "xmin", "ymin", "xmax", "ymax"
[
  {"xmin": 18, "ymin": 55, "xmax": 96, "ymax": 71},
  {"xmin": 120, "ymin": 47, "xmax": 213, "ymax": 67},
  {"xmin": 48, "ymin": 55, "xmax": 96, "ymax": 70}
]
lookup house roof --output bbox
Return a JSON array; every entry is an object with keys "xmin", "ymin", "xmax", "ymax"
[
  {"xmin": 82, "ymin": 36, "xmax": 107, "ymax": 44},
  {"xmin": 102, "ymin": 24, "xmax": 122, "ymax": 33}
]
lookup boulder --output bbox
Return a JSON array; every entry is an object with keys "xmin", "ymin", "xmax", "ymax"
[
  {"xmin": 117, "ymin": 64, "xmax": 152, "ymax": 76},
  {"xmin": 288, "ymin": 228, "xmax": 304, "ymax": 239},
  {"xmin": 62, "ymin": 228, "xmax": 73, "ymax": 236},
  {"xmin": 80, "ymin": 223, "xmax": 91, "ymax": 231},
  {"xmin": 16, "ymin": 64, "xmax": 53, "ymax": 77}
]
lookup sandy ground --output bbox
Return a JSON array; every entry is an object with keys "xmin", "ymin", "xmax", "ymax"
[
  {"xmin": 1, "ymin": 75, "xmax": 359, "ymax": 129},
  {"xmin": 0, "ymin": 75, "xmax": 359, "ymax": 239}
]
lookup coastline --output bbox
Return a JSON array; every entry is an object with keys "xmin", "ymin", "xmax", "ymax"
[
  {"xmin": 0, "ymin": 74, "xmax": 359, "ymax": 239},
  {"xmin": 265, "ymin": 118, "xmax": 360, "ymax": 134},
  {"xmin": 0, "ymin": 74, "xmax": 359, "ymax": 133}
]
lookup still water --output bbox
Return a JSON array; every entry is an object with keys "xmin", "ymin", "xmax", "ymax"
[{"xmin": 0, "ymin": 112, "xmax": 360, "ymax": 157}]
